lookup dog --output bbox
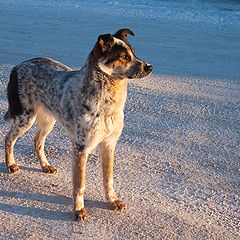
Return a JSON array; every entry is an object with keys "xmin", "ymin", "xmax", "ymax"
[{"xmin": 4, "ymin": 28, "xmax": 152, "ymax": 221}]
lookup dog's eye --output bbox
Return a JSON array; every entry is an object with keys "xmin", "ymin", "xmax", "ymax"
[{"xmin": 121, "ymin": 55, "xmax": 130, "ymax": 61}]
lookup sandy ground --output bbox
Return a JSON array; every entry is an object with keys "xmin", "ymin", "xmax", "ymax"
[{"xmin": 0, "ymin": 1, "xmax": 239, "ymax": 239}]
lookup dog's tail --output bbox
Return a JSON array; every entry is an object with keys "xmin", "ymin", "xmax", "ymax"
[{"xmin": 4, "ymin": 67, "xmax": 23, "ymax": 122}]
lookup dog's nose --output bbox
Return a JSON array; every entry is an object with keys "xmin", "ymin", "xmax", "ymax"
[{"xmin": 144, "ymin": 64, "xmax": 153, "ymax": 72}]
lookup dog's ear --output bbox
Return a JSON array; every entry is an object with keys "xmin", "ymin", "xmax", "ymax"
[
  {"xmin": 97, "ymin": 34, "xmax": 114, "ymax": 55},
  {"xmin": 114, "ymin": 28, "xmax": 135, "ymax": 41},
  {"xmin": 114, "ymin": 28, "xmax": 135, "ymax": 53}
]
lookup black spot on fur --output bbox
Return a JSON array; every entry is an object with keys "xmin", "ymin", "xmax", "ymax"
[
  {"xmin": 82, "ymin": 104, "xmax": 91, "ymax": 112},
  {"xmin": 76, "ymin": 143, "xmax": 85, "ymax": 152},
  {"xmin": 90, "ymin": 87, "xmax": 97, "ymax": 96},
  {"xmin": 19, "ymin": 118, "xmax": 25, "ymax": 125},
  {"xmin": 25, "ymin": 109, "xmax": 33, "ymax": 115},
  {"xmin": 5, "ymin": 68, "xmax": 23, "ymax": 120},
  {"xmin": 65, "ymin": 106, "xmax": 73, "ymax": 121}
]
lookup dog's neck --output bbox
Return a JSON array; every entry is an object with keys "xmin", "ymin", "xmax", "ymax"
[
  {"xmin": 93, "ymin": 66, "xmax": 128, "ymax": 113},
  {"xmin": 82, "ymin": 53, "xmax": 128, "ymax": 114}
]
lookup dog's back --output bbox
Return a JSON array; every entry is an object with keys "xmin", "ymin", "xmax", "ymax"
[{"xmin": 5, "ymin": 57, "xmax": 73, "ymax": 122}]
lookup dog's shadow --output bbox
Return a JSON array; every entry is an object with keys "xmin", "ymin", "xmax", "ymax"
[{"xmin": 0, "ymin": 163, "xmax": 109, "ymax": 222}]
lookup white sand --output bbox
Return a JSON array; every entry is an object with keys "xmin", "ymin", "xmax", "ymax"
[{"xmin": 0, "ymin": 1, "xmax": 239, "ymax": 239}]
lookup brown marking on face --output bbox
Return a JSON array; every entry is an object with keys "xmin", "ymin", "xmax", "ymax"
[
  {"xmin": 107, "ymin": 50, "xmax": 132, "ymax": 71},
  {"xmin": 119, "ymin": 51, "xmax": 131, "ymax": 64}
]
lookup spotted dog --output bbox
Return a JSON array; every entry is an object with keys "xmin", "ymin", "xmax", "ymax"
[{"xmin": 4, "ymin": 28, "xmax": 152, "ymax": 221}]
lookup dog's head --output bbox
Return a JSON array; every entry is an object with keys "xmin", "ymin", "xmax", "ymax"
[{"xmin": 92, "ymin": 28, "xmax": 152, "ymax": 79}]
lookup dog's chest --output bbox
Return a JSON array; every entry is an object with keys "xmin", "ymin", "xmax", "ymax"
[
  {"xmin": 80, "ymin": 79, "xmax": 127, "ymax": 151},
  {"xmin": 103, "ymin": 79, "xmax": 128, "ymax": 116},
  {"xmin": 99, "ymin": 79, "xmax": 128, "ymax": 134}
]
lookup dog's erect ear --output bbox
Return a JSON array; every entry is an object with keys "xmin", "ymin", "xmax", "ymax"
[
  {"xmin": 114, "ymin": 28, "xmax": 135, "ymax": 41},
  {"xmin": 97, "ymin": 34, "xmax": 114, "ymax": 55}
]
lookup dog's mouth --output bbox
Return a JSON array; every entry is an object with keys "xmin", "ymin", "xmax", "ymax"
[{"xmin": 124, "ymin": 62, "xmax": 153, "ymax": 79}]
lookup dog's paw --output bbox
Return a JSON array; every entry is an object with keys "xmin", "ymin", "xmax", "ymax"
[
  {"xmin": 7, "ymin": 164, "xmax": 20, "ymax": 174},
  {"xmin": 73, "ymin": 208, "xmax": 87, "ymax": 222},
  {"xmin": 109, "ymin": 199, "xmax": 126, "ymax": 211},
  {"xmin": 42, "ymin": 165, "xmax": 57, "ymax": 174}
]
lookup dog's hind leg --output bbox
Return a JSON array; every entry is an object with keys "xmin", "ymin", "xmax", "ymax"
[
  {"xmin": 34, "ymin": 106, "xmax": 57, "ymax": 174},
  {"xmin": 5, "ymin": 111, "xmax": 36, "ymax": 174},
  {"xmin": 98, "ymin": 138, "xmax": 126, "ymax": 211}
]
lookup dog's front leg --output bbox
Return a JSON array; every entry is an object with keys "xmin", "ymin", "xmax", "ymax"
[
  {"xmin": 72, "ymin": 150, "xmax": 88, "ymax": 222},
  {"xmin": 98, "ymin": 140, "xmax": 126, "ymax": 211}
]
